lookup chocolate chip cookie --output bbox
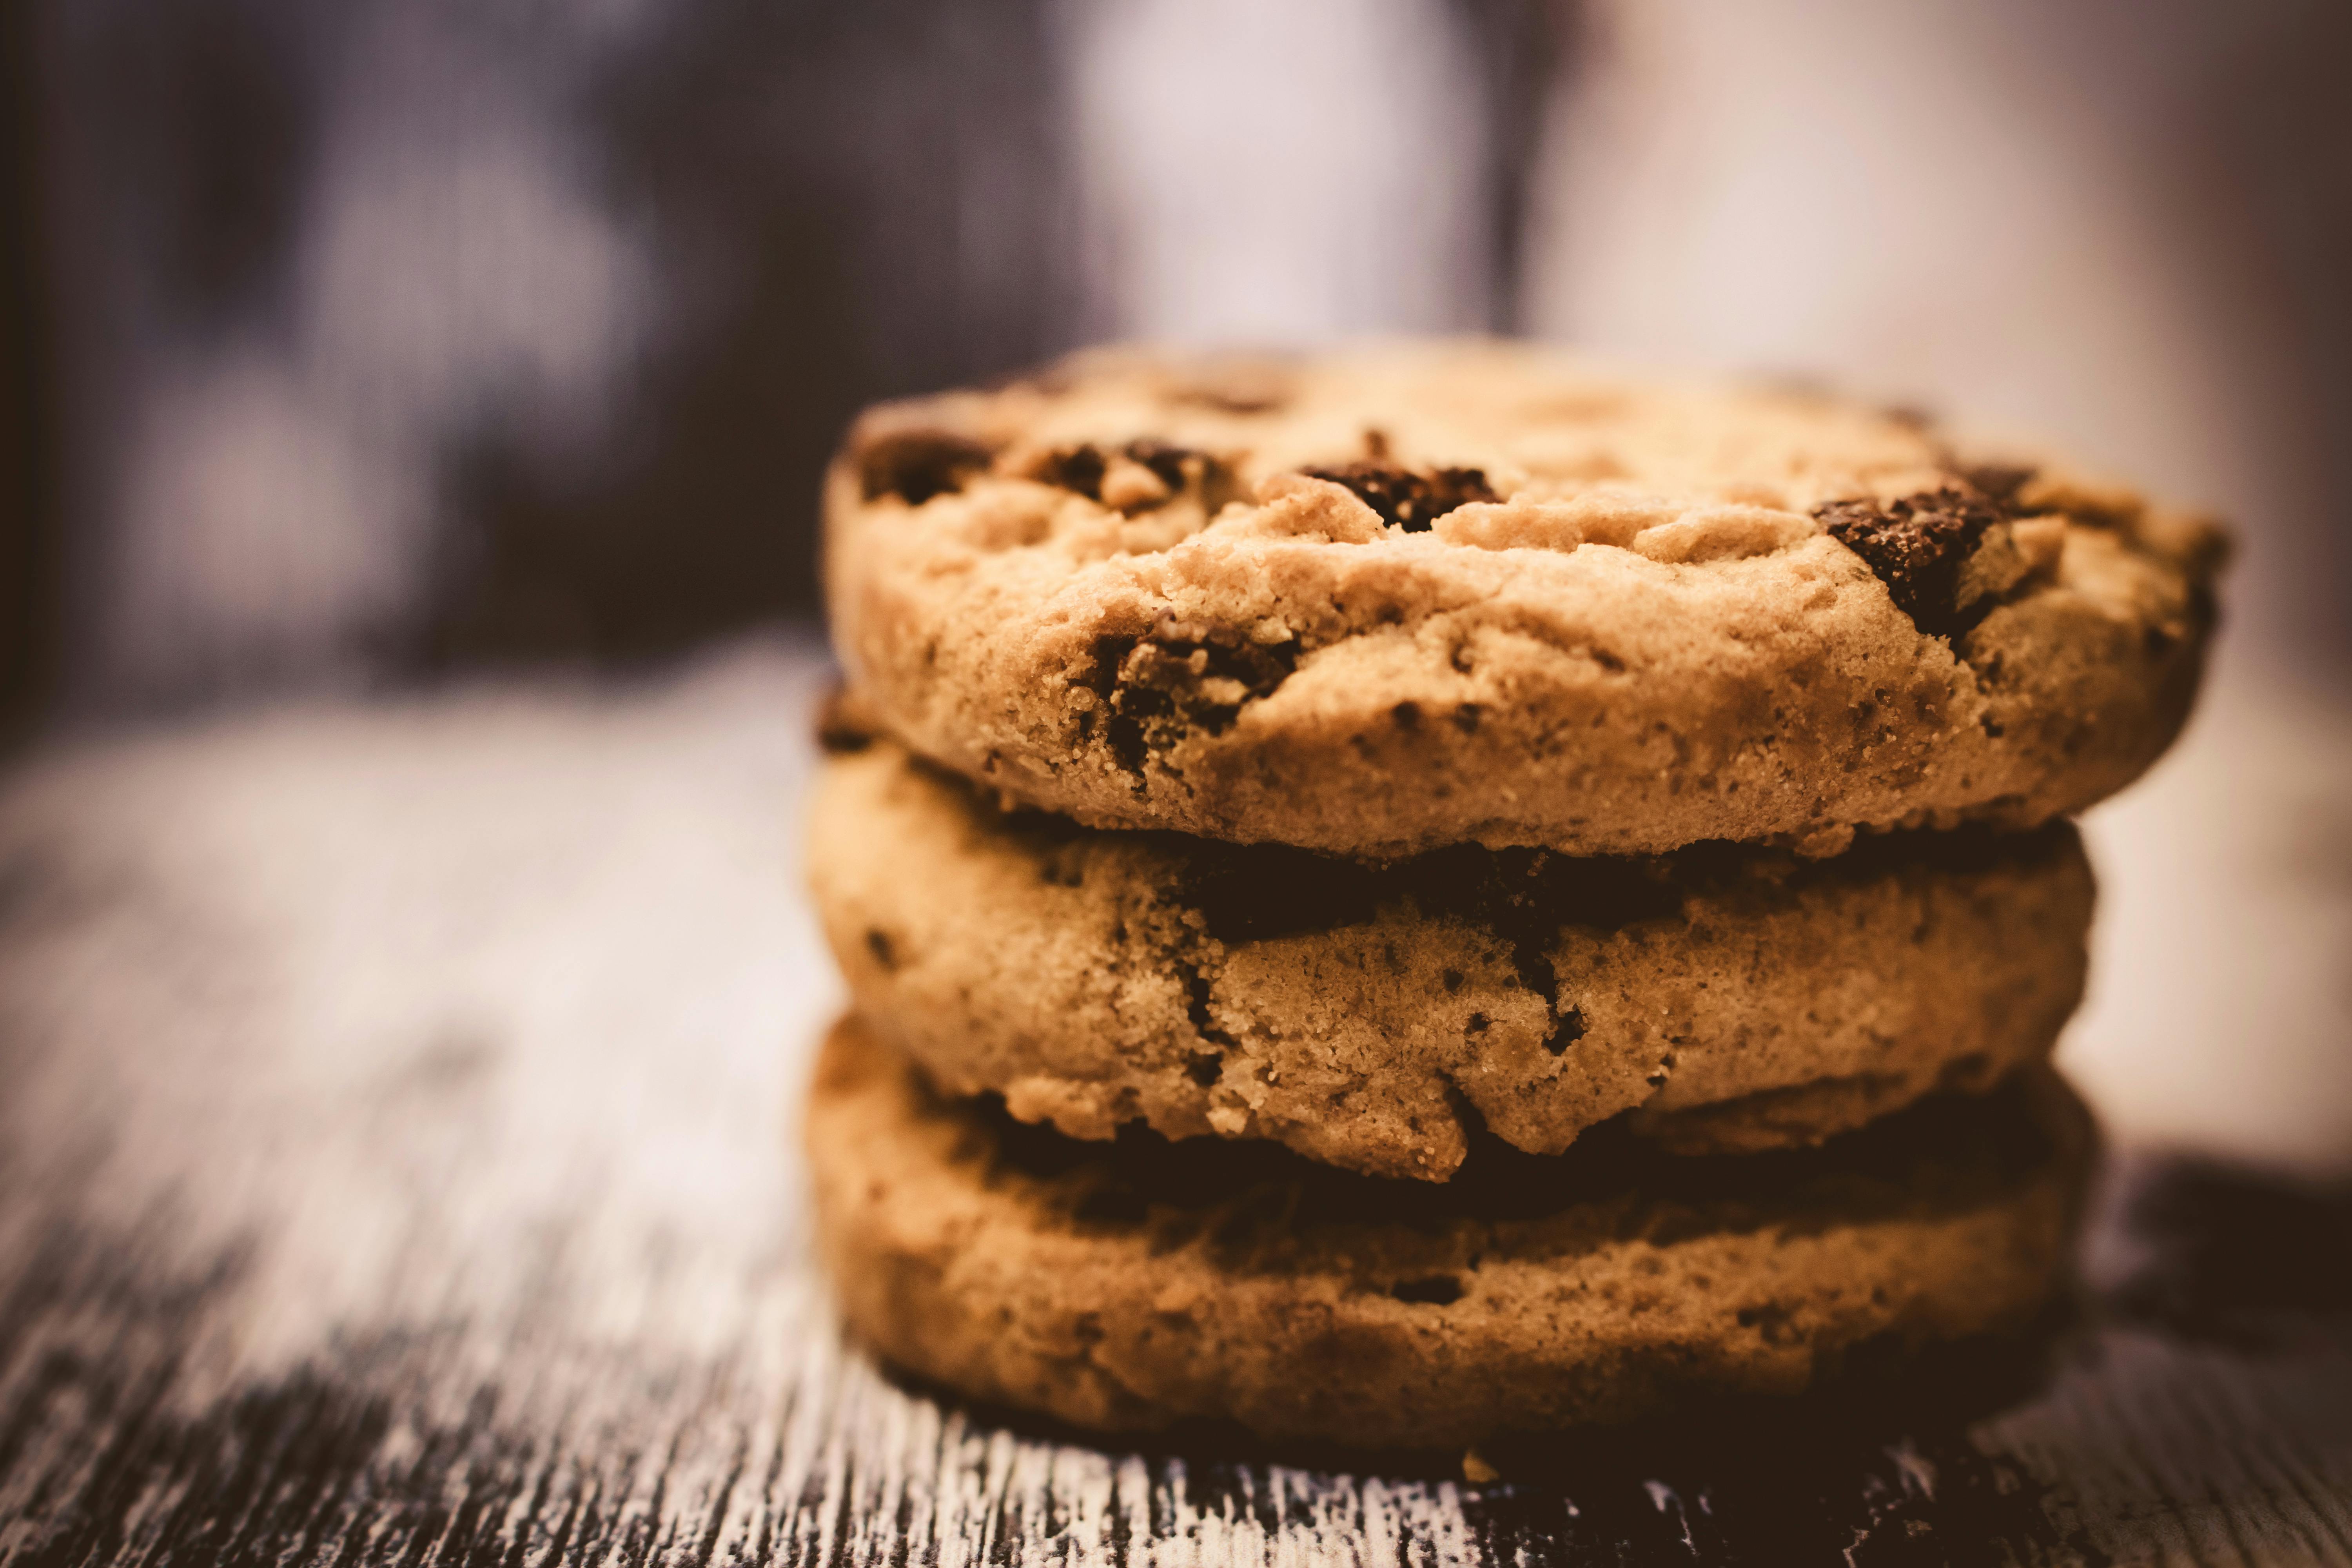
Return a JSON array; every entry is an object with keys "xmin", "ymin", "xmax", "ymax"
[
  {"xmin": 824, "ymin": 342, "xmax": 2225, "ymax": 858},
  {"xmin": 806, "ymin": 1015, "xmax": 2092, "ymax": 1448},
  {"xmin": 811, "ymin": 729, "xmax": 2094, "ymax": 1179}
]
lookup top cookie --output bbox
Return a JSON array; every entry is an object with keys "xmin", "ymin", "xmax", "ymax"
[{"xmin": 825, "ymin": 341, "xmax": 2224, "ymax": 858}]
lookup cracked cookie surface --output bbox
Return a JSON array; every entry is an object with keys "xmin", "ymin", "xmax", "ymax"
[
  {"xmin": 809, "ymin": 730, "xmax": 2094, "ymax": 1180},
  {"xmin": 824, "ymin": 341, "xmax": 2225, "ymax": 858},
  {"xmin": 806, "ymin": 1016, "xmax": 2092, "ymax": 1447}
]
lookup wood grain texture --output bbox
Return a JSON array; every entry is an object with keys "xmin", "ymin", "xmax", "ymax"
[{"xmin": 0, "ymin": 638, "xmax": 2345, "ymax": 1567}]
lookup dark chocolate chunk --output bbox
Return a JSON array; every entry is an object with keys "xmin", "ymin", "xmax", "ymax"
[
  {"xmin": 1814, "ymin": 486, "xmax": 2010, "ymax": 637},
  {"xmin": 1121, "ymin": 627, "xmax": 1298, "ymax": 716},
  {"xmin": 1039, "ymin": 440, "xmax": 1232, "ymax": 513},
  {"xmin": 857, "ymin": 427, "xmax": 995, "ymax": 505},
  {"xmin": 1084, "ymin": 619, "xmax": 1302, "ymax": 779},
  {"xmin": 1037, "ymin": 444, "xmax": 1108, "ymax": 500},
  {"xmin": 1122, "ymin": 439, "xmax": 1198, "ymax": 493},
  {"xmin": 1103, "ymin": 708, "xmax": 1150, "ymax": 777},
  {"xmin": 1298, "ymin": 462, "xmax": 1497, "ymax": 532}
]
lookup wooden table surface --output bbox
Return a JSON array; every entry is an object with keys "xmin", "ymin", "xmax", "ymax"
[{"xmin": 1, "ymin": 640, "xmax": 2347, "ymax": 1567}]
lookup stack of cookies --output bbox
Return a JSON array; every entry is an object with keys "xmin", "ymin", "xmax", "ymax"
[{"xmin": 804, "ymin": 343, "xmax": 2224, "ymax": 1450}]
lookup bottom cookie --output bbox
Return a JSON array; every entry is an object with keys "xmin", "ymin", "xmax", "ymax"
[{"xmin": 806, "ymin": 1015, "xmax": 2094, "ymax": 1450}]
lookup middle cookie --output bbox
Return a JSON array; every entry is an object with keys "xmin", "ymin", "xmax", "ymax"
[{"xmin": 811, "ymin": 730, "xmax": 2094, "ymax": 1181}]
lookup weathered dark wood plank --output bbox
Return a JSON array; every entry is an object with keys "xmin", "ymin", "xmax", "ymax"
[{"xmin": 0, "ymin": 640, "xmax": 2345, "ymax": 1567}]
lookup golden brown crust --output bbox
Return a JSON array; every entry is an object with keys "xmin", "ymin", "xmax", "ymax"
[
  {"xmin": 806, "ymin": 1017, "xmax": 2094, "ymax": 1448},
  {"xmin": 809, "ymin": 734, "xmax": 2094, "ymax": 1179},
  {"xmin": 824, "ymin": 341, "xmax": 2223, "ymax": 858}
]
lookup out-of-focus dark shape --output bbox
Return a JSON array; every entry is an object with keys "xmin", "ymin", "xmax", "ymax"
[
  {"xmin": 1, "ymin": 0, "xmax": 56, "ymax": 747},
  {"xmin": 1447, "ymin": 0, "xmax": 1573, "ymax": 334},
  {"xmin": 2098, "ymin": 1154, "xmax": 2352, "ymax": 1338},
  {"xmin": 20, "ymin": 0, "xmax": 1090, "ymax": 717},
  {"xmin": 92, "ymin": 0, "xmax": 313, "ymax": 330},
  {"xmin": 430, "ymin": 0, "xmax": 1089, "ymax": 672}
]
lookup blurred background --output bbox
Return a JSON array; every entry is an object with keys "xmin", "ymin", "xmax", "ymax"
[{"xmin": 2, "ymin": 0, "xmax": 2348, "ymax": 1169}]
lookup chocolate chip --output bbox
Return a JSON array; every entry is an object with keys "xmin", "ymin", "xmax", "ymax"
[
  {"xmin": 1104, "ymin": 709, "xmax": 1150, "ymax": 777},
  {"xmin": 1814, "ymin": 486, "xmax": 2011, "ymax": 637},
  {"xmin": 1960, "ymin": 463, "xmax": 2038, "ymax": 502},
  {"xmin": 1122, "ymin": 632, "xmax": 1298, "ymax": 719},
  {"xmin": 1298, "ymin": 462, "xmax": 1497, "ymax": 532},
  {"xmin": 1084, "ymin": 621, "xmax": 1302, "ymax": 778},
  {"xmin": 1038, "ymin": 440, "xmax": 1233, "ymax": 512},
  {"xmin": 1038, "ymin": 444, "xmax": 1108, "ymax": 500},
  {"xmin": 1390, "ymin": 701, "xmax": 1422, "ymax": 730},
  {"xmin": 1123, "ymin": 439, "xmax": 1197, "ymax": 492},
  {"xmin": 856, "ymin": 428, "xmax": 994, "ymax": 504},
  {"xmin": 864, "ymin": 929, "xmax": 898, "ymax": 970}
]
